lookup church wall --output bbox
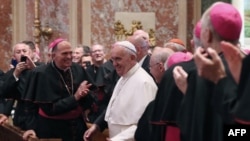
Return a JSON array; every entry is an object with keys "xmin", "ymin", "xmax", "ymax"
[
  {"xmin": 0, "ymin": 0, "xmax": 196, "ymax": 72},
  {"xmin": 90, "ymin": 0, "xmax": 181, "ymax": 49},
  {"xmin": 26, "ymin": 0, "xmax": 70, "ymax": 63},
  {"xmin": 0, "ymin": 0, "xmax": 13, "ymax": 72}
]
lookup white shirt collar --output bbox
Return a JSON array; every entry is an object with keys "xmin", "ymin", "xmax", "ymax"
[{"xmin": 138, "ymin": 55, "xmax": 147, "ymax": 66}]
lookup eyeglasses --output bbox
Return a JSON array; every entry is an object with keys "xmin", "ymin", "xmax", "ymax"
[
  {"xmin": 91, "ymin": 49, "xmax": 103, "ymax": 54},
  {"xmin": 149, "ymin": 63, "xmax": 160, "ymax": 68}
]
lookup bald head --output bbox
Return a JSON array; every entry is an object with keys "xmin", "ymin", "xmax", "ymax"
[
  {"xmin": 128, "ymin": 35, "xmax": 149, "ymax": 61},
  {"xmin": 53, "ymin": 41, "xmax": 71, "ymax": 52},
  {"xmin": 133, "ymin": 30, "xmax": 150, "ymax": 41},
  {"xmin": 52, "ymin": 40, "xmax": 73, "ymax": 70},
  {"xmin": 150, "ymin": 47, "xmax": 174, "ymax": 83},
  {"xmin": 164, "ymin": 38, "xmax": 186, "ymax": 52},
  {"xmin": 151, "ymin": 47, "xmax": 174, "ymax": 65}
]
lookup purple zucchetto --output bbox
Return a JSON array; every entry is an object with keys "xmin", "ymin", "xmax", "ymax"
[{"xmin": 210, "ymin": 2, "xmax": 242, "ymax": 41}]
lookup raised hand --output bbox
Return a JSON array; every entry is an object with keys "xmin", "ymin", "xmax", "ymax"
[
  {"xmin": 75, "ymin": 80, "xmax": 92, "ymax": 100},
  {"xmin": 194, "ymin": 47, "xmax": 226, "ymax": 84},
  {"xmin": 173, "ymin": 66, "xmax": 188, "ymax": 94},
  {"xmin": 220, "ymin": 41, "xmax": 245, "ymax": 84}
]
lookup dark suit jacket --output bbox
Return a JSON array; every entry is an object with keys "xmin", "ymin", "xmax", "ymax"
[
  {"xmin": 0, "ymin": 69, "xmax": 15, "ymax": 116},
  {"xmin": 141, "ymin": 55, "xmax": 151, "ymax": 75}
]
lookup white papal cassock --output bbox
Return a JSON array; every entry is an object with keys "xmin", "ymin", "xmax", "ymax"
[{"xmin": 105, "ymin": 63, "xmax": 158, "ymax": 141}]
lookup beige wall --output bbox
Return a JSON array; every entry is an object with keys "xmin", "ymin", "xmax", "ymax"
[{"xmin": 0, "ymin": 0, "xmax": 199, "ymax": 71}]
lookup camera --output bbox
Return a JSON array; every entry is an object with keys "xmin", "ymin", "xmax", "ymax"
[
  {"xmin": 20, "ymin": 56, "xmax": 27, "ymax": 62},
  {"xmin": 85, "ymin": 61, "xmax": 91, "ymax": 68}
]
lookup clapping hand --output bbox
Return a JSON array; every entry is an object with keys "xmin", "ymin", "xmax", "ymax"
[{"xmin": 75, "ymin": 81, "xmax": 92, "ymax": 100}]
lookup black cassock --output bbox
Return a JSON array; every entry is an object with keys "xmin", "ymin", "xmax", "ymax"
[
  {"xmin": 135, "ymin": 59, "xmax": 196, "ymax": 141},
  {"xmin": 0, "ymin": 70, "xmax": 14, "ymax": 117},
  {"xmin": 177, "ymin": 54, "xmax": 237, "ymax": 141},
  {"xmin": 25, "ymin": 62, "xmax": 95, "ymax": 141},
  {"xmin": 229, "ymin": 54, "xmax": 250, "ymax": 122},
  {"xmin": 90, "ymin": 60, "xmax": 120, "ymax": 131},
  {"xmin": 0, "ymin": 63, "xmax": 43, "ymax": 130},
  {"xmin": 85, "ymin": 60, "xmax": 119, "ymax": 123}
]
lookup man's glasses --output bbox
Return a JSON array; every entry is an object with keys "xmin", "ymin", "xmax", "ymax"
[{"xmin": 149, "ymin": 62, "xmax": 159, "ymax": 68}]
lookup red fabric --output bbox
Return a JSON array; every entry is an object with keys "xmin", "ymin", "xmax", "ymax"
[
  {"xmin": 168, "ymin": 38, "xmax": 185, "ymax": 46},
  {"xmin": 48, "ymin": 38, "xmax": 65, "ymax": 49},
  {"xmin": 235, "ymin": 118, "xmax": 250, "ymax": 125},
  {"xmin": 194, "ymin": 20, "xmax": 201, "ymax": 38},
  {"xmin": 165, "ymin": 126, "xmax": 180, "ymax": 141},
  {"xmin": 39, "ymin": 106, "xmax": 82, "ymax": 120},
  {"xmin": 243, "ymin": 49, "xmax": 250, "ymax": 55},
  {"xmin": 166, "ymin": 52, "xmax": 193, "ymax": 68},
  {"xmin": 91, "ymin": 103, "xmax": 98, "ymax": 113}
]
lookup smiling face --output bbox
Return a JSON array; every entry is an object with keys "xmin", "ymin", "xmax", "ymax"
[
  {"xmin": 52, "ymin": 41, "xmax": 73, "ymax": 70},
  {"xmin": 111, "ymin": 45, "xmax": 136, "ymax": 76},
  {"xmin": 91, "ymin": 44, "xmax": 106, "ymax": 64},
  {"xmin": 72, "ymin": 47, "xmax": 84, "ymax": 63},
  {"xmin": 13, "ymin": 43, "xmax": 33, "ymax": 63}
]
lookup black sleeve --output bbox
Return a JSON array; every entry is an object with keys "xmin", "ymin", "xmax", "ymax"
[
  {"xmin": 94, "ymin": 108, "xmax": 108, "ymax": 132},
  {"xmin": 0, "ymin": 70, "xmax": 19, "ymax": 99},
  {"xmin": 40, "ymin": 96, "xmax": 79, "ymax": 115},
  {"xmin": 212, "ymin": 77, "xmax": 237, "ymax": 124},
  {"xmin": 37, "ymin": 65, "xmax": 96, "ymax": 116},
  {"xmin": 135, "ymin": 100, "xmax": 154, "ymax": 141},
  {"xmin": 230, "ymin": 55, "xmax": 250, "ymax": 122},
  {"xmin": 3, "ymin": 99, "xmax": 15, "ymax": 116}
]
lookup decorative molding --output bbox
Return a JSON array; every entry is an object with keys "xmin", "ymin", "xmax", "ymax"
[
  {"xmin": 114, "ymin": 20, "xmax": 156, "ymax": 47},
  {"xmin": 193, "ymin": 0, "xmax": 202, "ymax": 24},
  {"xmin": 82, "ymin": 0, "xmax": 91, "ymax": 47},
  {"xmin": 177, "ymin": 0, "xmax": 187, "ymax": 45},
  {"xmin": 69, "ymin": 0, "xmax": 78, "ymax": 48},
  {"xmin": 12, "ymin": 0, "xmax": 26, "ymax": 46},
  {"xmin": 114, "ymin": 12, "xmax": 155, "ymax": 46},
  {"xmin": 115, "ymin": 12, "xmax": 155, "ymax": 33}
]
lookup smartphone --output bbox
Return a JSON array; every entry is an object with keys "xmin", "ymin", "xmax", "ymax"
[
  {"xmin": 85, "ymin": 61, "xmax": 91, "ymax": 68},
  {"xmin": 11, "ymin": 59, "xmax": 18, "ymax": 67},
  {"xmin": 21, "ymin": 56, "xmax": 27, "ymax": 62}
]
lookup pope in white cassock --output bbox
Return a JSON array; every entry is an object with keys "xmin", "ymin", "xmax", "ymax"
[{"xmin": 104, "ymin": 41, "xmax": 158, "ymax": 141}]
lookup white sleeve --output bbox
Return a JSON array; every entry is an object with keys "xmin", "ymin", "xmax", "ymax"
[
  {"xmin": 110, "ymin": 125, "xmax": 137, "ymax": 141},
  {"xmin": 13, "ymin": 73, "xmax": 19, "ymax": 81}
]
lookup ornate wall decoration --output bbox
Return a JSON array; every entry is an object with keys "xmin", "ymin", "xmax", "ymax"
[{"xmin": 114, "ymin": 20, "xmax": 156, "ymax": 47}]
